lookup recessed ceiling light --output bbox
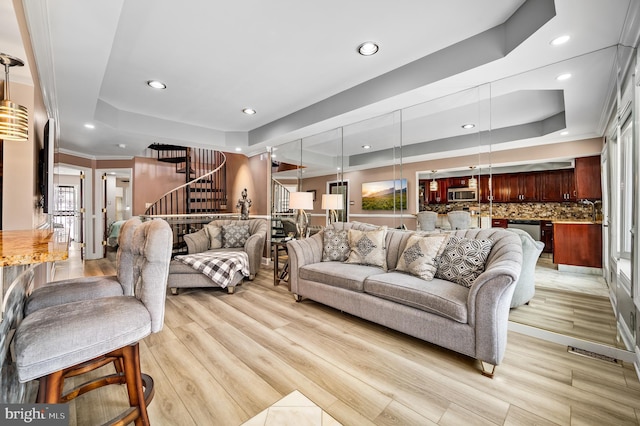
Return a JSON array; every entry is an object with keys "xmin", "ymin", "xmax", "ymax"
[
  {"xmin": 242, "ymin": 108, "xmax": 257, "ymax": 115},
  {"xmin": 84, "ymin": 123, "xmax": 95, "ymax": 129},
  {"xmin": 461, "ymin": 123, "xmax": 476, "ymax": 129},
  {"xmin": 357, "ymin": 41, "xmax": 379, "ymax": 56},
  {"xmin": 235, "ymin": 147, "xmax": 242, "ymax": 152},
  {"xmin": 560, "ymin": 131, "xmax": 569, "ymax": 136},
  {"xmin": 550, "ymin": 35, "xmax": 570, "ymax": 46},
  {"xmin": 556, "ymin": 73, "xmax": 572, "ymax": 81},
  {"xmin": 362, "ymin": 145, "xmax": 371, "ymax": 149},
  {"xmin": 118, "ymin": 143, "xmax": 126, "ymax": 148},
  {"xmin": 147, "ymin": 80, "xmax": 166, "ymax": 89}
]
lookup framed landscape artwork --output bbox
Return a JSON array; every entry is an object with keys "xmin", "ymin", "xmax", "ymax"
[{"xmin": 361, "ymin": 179, "xmax": 407, "ymax": 210}]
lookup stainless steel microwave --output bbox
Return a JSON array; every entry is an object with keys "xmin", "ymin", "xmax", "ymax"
[{"xmin": 447, "ymin": 187, "xmax": 477, "ymax": 202}]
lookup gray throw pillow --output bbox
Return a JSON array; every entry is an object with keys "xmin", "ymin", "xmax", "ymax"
[
  {"xmin": 204, "ymin": 224, "xmax": 222, "ymax": 249},
  {"xmin": 395, "ymin": 234, "xmax": 449, "ymax": 280},
  {"xmin": 222, "ymin": 224, "xmax": 250, "ymax": 248},
  {"xmin": 322, "ymin": 229, "xmax": 350, "ymax": 262},
  {"xmin": 345, "ymin": 227, "xmax": 387, "ymax": 270},
  {"xmin": 435, "ymin": 235, "xmax": 493, "ymax": 287}
]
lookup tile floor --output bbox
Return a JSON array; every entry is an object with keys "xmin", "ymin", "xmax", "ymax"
[{"xmin": 241, "ymin": 391, "xmax": 342, "ymax": 426}]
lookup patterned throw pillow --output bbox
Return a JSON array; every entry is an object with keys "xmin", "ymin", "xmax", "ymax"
[
  {"xmin": 345, "ymin": 227, "xmax": 387, "ymax": 270},
  {"xmin": 435, "ymin": 236, "xmax": 493, "ymax": 287},
  {"xmin": 322, "ymin": 229, "xmax": 350, "ymax": 262},
  {"xmin": 204, "ymin": 224, "xmax": 222, "ymax": 249},
  {"xmin": 395, "ymin": 234, "xmax": 449, "ymax": 280},
  {"xmin": 222, "ymin": 224, "xmax": 250, "ymax": 248}
]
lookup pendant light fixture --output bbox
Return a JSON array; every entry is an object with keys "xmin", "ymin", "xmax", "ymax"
[
  {"xmin": 0, "ymin": 53, "xmax": 28, "ymax": 141},
  {"xmin": 468, "ymin": 166, "xmax": 478, "ymax": 189},
  {"xmin": 429, "ymin": 170, "xmax": 438, "ymax": 192}
]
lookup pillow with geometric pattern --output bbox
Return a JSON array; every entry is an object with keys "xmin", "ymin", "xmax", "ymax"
[
  {"xmin": 435, "ymin": 236, "xmax": 493, "ymax": 287},
  {"xmin": 322, "ymin": 228, "xmax": 350, "ymax": 262},
  {"xmin": 345, "ymin": 226, "xmax": 388, "ymax": 270},
  {"xmin": 395, "ymin": 234, "xmax": 449, "ymax": 280},
  {"xmin": 222, "ymin": 224, "xmax": 250, "ymax": 248}
]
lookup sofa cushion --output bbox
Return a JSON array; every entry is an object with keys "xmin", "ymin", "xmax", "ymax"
[
  {"xmin": 345, "ymin": 227, "xmax": 387, "ymax": 270},
  {"xmin": 322, "ymin": 229, "xmax": 350, "ymax": 262},
  {"xmin": 184, "ymin": 229, "xmax": 209, "ymax": 254},
  {"xmin": 395, "ymin": 234, "xmax": 449, "ymax": 281},
  {"xmin": 364, "ymin": 272, "xmax": 469, "ymax": 323},
  {"xmin": 205, "ymin": 224, "xmax": 223, "ymax": 249},
  {"xmin": 299, "ymin": 262, "xmax": 383, "ymax": 292},
  {"xmin": 435, "ymin": 236, "xmax": 493, "ymax": 288},
  {"xmin": 222, "ymin": 224, "xmax": 250, "ymax": 248}
]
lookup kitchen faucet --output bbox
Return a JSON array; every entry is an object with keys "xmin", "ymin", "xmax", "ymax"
[{"xmin": 580, "ymin": 199, "xmax": 596, "ymax": 222}]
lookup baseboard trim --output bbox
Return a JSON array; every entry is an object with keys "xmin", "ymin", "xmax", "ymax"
[{"xmin": 508, "ymin": 321, "xmax": 637, "ymax": 364}]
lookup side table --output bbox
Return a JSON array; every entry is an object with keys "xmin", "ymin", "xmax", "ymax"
[{"xmin": 271, "ymin": 240, "xmax": 291, "ymax": 289}]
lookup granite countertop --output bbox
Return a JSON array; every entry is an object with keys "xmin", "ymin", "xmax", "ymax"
[{"xmin": 0, "ymin": 229, "xmax": 69, "ymax": 267}]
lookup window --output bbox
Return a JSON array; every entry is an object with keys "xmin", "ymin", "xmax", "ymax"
[{"xmin": 619, "ymin": 117, "xmax": 633, "ymax": 259}]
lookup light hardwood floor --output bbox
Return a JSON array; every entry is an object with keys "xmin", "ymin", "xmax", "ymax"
[{"xmin": 52, "ymin": 247, "xmax": 640, "ymax": 425}]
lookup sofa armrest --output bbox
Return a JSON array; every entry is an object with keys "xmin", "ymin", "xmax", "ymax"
[
  {"xmin": 244, "ymin": 232, "xmax": 266, "ymax": 276},
  {"xmin": 466, "ymin": 238, "xmax": 522, "ymax": 365},
  {"xmin": 287, "ymin": 232, "xmax": 324, "ymax": 294}
]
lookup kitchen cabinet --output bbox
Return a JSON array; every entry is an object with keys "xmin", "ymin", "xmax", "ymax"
[
  {"xmin": 491, "ymin": 218, "xmax": 508, "ymax": 228},
  {"xmin": 540, "ymin": 169, "xmax": 576, "ymax": 202},
  {"xmin": 448, "ymin": 177, "xmax": 468, "ymax": 188},
  {"xmin": 553, "ymin": 222, "xmax": 602, "ymax": 267},
  {"xmin": 479, "ymin": 175, "xmax": 491, "ymax": 203},
  {"xmin": 428, "ymin": 179, "xmax": 448, "ymax": 204},
  {"xmin": 540, "ymin": 220, "xmax": 553, "ymax": 253},
  {"xmin": 489, "ymin": 174, "xmax": 510, "ymax": 202},
  {"xmin": 575, "ymin": 155, "xmax": 602, "ymax": 200},
  {"xmin": 506, "ymin": 172, "xmax": 539, "ymax": 202}
]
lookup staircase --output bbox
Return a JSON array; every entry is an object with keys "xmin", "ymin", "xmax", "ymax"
[
  {"xmin": 145, "ymin": 144, "xmax": 228, "ymax": 254},
  {"xmin": 271, "ymin": 179, "xmax": 293, "ymax": 239},
  {"xmin": 146, "ymin": 144, "xmax": 227, "ymax": 215}
]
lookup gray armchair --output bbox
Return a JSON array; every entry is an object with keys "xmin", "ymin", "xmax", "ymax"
[{"xmin": 507, "ymin": 228, "xmax": 544, "ymax": 308}]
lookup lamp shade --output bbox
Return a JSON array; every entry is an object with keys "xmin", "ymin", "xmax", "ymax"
[
  {"xmin": 321, "ymin": 194, "xmax": 343, "ymax": 210},
  {"xmin": 0, "ymin": 54, "xmax": 28, "ymax": 142},
  {"xmin": 288, "ymin": 191, "xmax": 314, "ymax": 210}
]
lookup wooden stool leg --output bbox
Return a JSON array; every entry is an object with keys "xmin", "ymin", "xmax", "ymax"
[
  {"xmin": 122, "ymin": 344, "xmax": 149, "ymax": 426},
  {"xmin": 43, "ymin": 370, "xmax": 64, "ymax": 403}
]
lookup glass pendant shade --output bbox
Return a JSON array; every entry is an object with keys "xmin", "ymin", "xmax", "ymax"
[{"xmin": 429, "ymin": 179, "xmax": 438, "ymax": 192}]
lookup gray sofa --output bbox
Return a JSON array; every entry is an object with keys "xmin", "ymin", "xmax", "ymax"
[
  {"xmin": 286, "ymin": 222, "xmax": 522, "ymax": 377},
  {"xmin": 167, "ymin": 218, "xmax": 267, "ymax": 294}
]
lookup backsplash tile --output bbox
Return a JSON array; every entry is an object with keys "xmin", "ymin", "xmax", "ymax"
[{"xmin": 422, "ymin": 201, "xmax": 602, "ymax": 221}]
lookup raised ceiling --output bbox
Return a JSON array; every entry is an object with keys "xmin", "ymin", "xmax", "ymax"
[{"xmin": 6, "ymin": 0, "xmax": 640, "ymax": 162}]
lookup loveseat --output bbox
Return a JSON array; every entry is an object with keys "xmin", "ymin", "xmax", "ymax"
[
  {"xmin": 286, "ymin": 222, "xmax": 522, "ymax": 377},
  {"xmin": 167, "ymin": 218, "xmax": 267, "ymax": 294}
]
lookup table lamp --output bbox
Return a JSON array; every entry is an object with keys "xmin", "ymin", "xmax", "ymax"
[
  {"xmin": 321, "ymin": 194, "xmax": 344, "ymax": 224},
  {"xmin": 288, "ymin": 191, "xmax": 314, "ymax": 238}
]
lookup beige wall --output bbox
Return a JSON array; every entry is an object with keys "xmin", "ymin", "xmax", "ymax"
[{"xmin": 132, "ymin": 157, "xmax": 185, "ymax": 215}]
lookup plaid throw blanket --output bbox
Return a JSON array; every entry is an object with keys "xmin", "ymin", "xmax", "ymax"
[{"xmin": 174, "ymin": 251, "xmax": 249, "ymax": 288}]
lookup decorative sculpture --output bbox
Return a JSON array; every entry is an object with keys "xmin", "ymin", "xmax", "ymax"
[{"xmin": 236, "ymin": 188, "xmax": 252, "ymax": 220}]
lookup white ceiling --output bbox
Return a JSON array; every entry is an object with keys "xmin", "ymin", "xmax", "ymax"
[{"xmin": 3, "ymin": 0, "xmax": 639, "ymax": 167}]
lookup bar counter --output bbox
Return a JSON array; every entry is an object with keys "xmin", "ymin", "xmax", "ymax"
[
  {"xmin": 0, "ymin": 229, "xmax": 69, "ymax": 267},
  {"xmin": 0, "ymin": 228, "xmax": 69, "ymax": 403}
]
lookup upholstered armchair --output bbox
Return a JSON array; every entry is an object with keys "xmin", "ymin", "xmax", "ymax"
[{"xmin": 507, "ymin": 228, "xmax": 545, "ymax": 308}]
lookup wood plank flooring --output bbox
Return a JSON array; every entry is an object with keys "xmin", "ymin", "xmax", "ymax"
[{"xmin": 52, "ymin": 246, "xmax": 640, "ymax": 425}]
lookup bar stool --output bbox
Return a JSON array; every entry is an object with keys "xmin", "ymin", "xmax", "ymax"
[
  {"xmin": 15, "ymin": 219, "xmax": 172, "ymax": 425},
  {"xmin": 447, "ymin": 211, "xmax": 472, "ymax": 230},
  {"xmin": 24, "ymin": 217, "xmax": 142, "ymax": 316},
  {"xmin": 416, "ymin": 211, "xmax": 438, "ymax": 231}
]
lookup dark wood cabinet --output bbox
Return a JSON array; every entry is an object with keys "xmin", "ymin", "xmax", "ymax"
[
  {"xmin": 506, "ymin": 172, "xmax": 539, "ymax": 202},
  {"xmin": 479, "ymin": 175, "xmax": 491, "ymax": 203},
  {"xmin": 448, "ymin": 177, "xmax": 468, "ymax": 188},
  {"xmin": 490, "ymin": 174, "xmax": 510, "ymax": 202},
  {"xmin": 491, "ymin": 218, "xmax": 508, "ymax": 228},
  {"xmin": 540, "ymin": 220, "xmax": 554, "ymax": 253},
  {"xmin": 575, "ymin": 155, "xmax": 602, "ymax": 200},
  {"xmin": 540, "ymin": 169, "xmax": 575, "ymax": 202},
  {"xmin": 553, "ymin": 223, "xmax": 602, "ymax": 267}
]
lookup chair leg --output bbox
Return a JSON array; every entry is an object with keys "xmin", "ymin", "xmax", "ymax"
[
  {"xmin": 122, "ymin": 343, "xmax": 149, "ymax": 426},
  {"xmin": 43, "ymin": 370, "xmax": 64, "ymax": 403}
]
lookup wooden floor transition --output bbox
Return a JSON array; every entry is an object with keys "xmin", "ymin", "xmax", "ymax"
[{"xmin": 49, "ymin": 247, "xmax": 640, "ymax": 425}]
